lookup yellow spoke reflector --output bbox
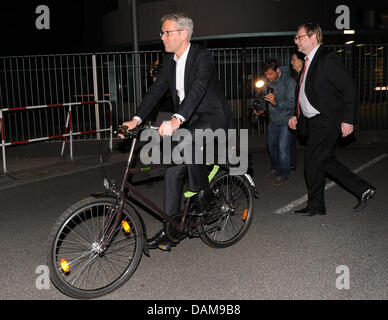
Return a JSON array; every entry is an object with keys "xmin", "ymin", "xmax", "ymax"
[
  {"xmin": 122, "ymin": 220, "xmax": 131, "ymax": 233},
  {"xmin": 242, "ymin": 209, "xmax": 248, "ymax": 221},
  {"xmin": 60, "ymin": 259, "xmax": 70, "ymax": 273}
]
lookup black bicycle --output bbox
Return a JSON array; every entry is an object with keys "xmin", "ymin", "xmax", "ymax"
[{"xmin": 47, "ymin": 125, "xmax": 256, "ymax": 299}]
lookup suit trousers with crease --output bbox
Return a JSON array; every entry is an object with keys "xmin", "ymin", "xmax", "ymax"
[{"xmin": 304, "ymin": 114, "xmax": 372, "ymax": 211}]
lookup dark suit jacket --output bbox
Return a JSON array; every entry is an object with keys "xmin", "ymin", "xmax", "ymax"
[
  {"xmin": 136, "ymin": 43, "xmax": 235, "ymax": 131},
  {"xmin": 300, "ymin": 45, "xmax": 358, "ymax": 133}
]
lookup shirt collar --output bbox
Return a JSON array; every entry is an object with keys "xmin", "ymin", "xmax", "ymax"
[
  {"xmin": 307, "ymin": 44, "xmax": 320, "ymax": 62},
  {"xmin": 174, "ymin": 43, "xmax": 191, "ymax": 63}
]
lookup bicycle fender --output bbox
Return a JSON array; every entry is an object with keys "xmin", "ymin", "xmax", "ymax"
[
  {"xmin": 89, "ymin": 191, "xmax": 118, "ymax": 199},
  {"xmin": 244, "ymin": 173, "xmax": 259, "ymax": 199}
]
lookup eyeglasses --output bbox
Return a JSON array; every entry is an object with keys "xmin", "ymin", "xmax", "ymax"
[
  {"xmin": 160, "ymin": 30, "xmax": 183, "ymax": 38},
  {"xmin": 294, "ymin": 34, "xmax": 308, "ymax": 42}
]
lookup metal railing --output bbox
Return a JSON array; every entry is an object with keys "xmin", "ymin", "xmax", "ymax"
[
  {"xmin": 0, "ymin": 44, "xmax": 386, "ymax": 146},
  {"xmin": 210, "ymin": 45, "xmax": 388, "ymax": 133},
  {"xmin": 0, "ymin": 100, "xmax": 112, "ymax": 173}
]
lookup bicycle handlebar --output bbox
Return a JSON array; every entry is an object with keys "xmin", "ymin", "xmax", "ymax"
[{"xmin": 115, "ymin": 124, "xmax": 159, "ymax": 138}]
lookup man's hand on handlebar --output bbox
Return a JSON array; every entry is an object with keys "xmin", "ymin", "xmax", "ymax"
[
  {"xmin": 158, "ymin": 117, "xmax": 181, "ymax": 136},
  {"xmin": 118, "ymin": 117, "xmax": 181, "ymax": 139},
  {"xmin": 118, "ymin": 119, "xmax": 139, "ymax": 139}
]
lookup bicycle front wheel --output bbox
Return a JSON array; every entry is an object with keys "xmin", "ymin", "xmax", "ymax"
[
  {"xmin": 47, "ymin": 196, "xmax": 145, "ymax": 299},
  {"xmin": 197, "ymin": 173, "xmax": 254, "ymax": 248}
]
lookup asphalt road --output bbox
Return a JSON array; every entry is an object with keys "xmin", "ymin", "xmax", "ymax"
[{"xmin": 0, "ymin": 146, "xmax": 387, "ymax": 301}]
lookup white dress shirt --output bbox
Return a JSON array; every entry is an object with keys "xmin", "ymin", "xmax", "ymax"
[
  {"xmin": 172, "ymin": 43, "xmax": 191, "ymax": 123},
  {"xmin": 299, "ymin": 44, "xmax": 321, "ymax": 118},
  {"xmin": 133, "ymin": 43, "xmax": 190, "ymax": 124}
]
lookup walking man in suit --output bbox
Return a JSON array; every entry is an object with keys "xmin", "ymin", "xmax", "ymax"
[
  {"xmin": 120, "ymin": 13, "xmax": 235, "ymax": 246},
  {"xmin": 288, "ymin": 22, "xmax": 376, "ymax": 216}
]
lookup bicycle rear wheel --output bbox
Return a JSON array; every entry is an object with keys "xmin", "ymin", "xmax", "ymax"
[
  {"xmin": 47, "ymin": 196, "xmax": 145, "ymax": 299},
  {"xmin": 197, "ymin": 173, "xmax": 254, "ymax": 248}
]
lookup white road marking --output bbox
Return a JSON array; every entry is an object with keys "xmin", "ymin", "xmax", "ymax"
[{"xmin": 273, "ymin": 153, "xmax": 388, "ymax": 214}]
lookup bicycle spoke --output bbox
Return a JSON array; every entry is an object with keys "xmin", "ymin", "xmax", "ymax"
[
  {"xmin": 198, "ymin": 173, "xmax": 253, "ymax": 247},
  {"xmin": 50, "ymin": 199, "xmax": 143, "ymax": 296}
]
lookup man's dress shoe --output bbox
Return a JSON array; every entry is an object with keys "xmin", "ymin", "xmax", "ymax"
[
  {"xmin": 353, "ymin": 187, "xmax": 376, "ymax": 212},
  {"xmin": 294, "ymin": 207, "xmax": 326, "ymax": 216}
]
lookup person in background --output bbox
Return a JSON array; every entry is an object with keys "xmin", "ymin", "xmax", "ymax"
[
  {"xmin": 146, "ymin": 57, "xmax": 174, "ymax": 125},
  {"xmin": 262, "ymin": 58, "xmax": 296, "ymax": 186},
  {"xmin": 290, "ymin": 50, "xmax": 306, "ymax": 83},
  {"xmin": 289, "ymin": 50, "xmax": 306, "ymax": 170},
  {"xmin": 289, "ymin": 22, "xmax": 376, "ymax": 216}
]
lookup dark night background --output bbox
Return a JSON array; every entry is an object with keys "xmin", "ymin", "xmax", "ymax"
[
  {"xmin": 0, "ymin": 0, "xmax": 387, "ymax": 56},
  {"xmin": 0, "ymin": 0, "xmax": 95, "ymax": 55}
]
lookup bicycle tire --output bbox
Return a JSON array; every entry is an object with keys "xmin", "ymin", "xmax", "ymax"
[
  {"xmin": 47, "ymin": 196, "xmax": 145, "ymax": 299},
  {"xmin": 197, "ymin": 173, "xmax": 254, "ymax": 248}
]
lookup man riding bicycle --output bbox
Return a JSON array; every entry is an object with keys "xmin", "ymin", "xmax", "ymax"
[{"xmin": 120, "ymin": 13, "xmax": 235, "ymax": 249}]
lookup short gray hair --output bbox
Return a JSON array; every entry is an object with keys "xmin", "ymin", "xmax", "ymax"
[{"xmin": 161, "ymin": 13, "xmax": 194, "ymax": 40}]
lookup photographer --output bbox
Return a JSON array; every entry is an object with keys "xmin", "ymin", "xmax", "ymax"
[{"xmin": 262, "ymin": 58, "xmax": 296, "ymax": 186}]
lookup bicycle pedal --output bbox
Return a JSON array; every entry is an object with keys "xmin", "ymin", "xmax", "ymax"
[{"xmin": 158, "ymin": 242, "xmax": 176, "ymax": 251}]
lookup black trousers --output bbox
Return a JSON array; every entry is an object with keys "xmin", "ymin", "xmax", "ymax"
[
  {"xmin": 162, "ymin": 114, "xmax": 217, "ymax": 216},
  {"xmin": 304, "ymin": 114, "xmax": 372, "ymax": 211},
  {"xmin": 164, "ymin": 164, "xmax": 208, "ymax": 215},
  {"xmin": 161, "ymin": 112, "xmax": 229, "ymax": 216}
]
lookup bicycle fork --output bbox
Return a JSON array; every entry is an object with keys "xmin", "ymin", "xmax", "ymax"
[
  {"xmin": 99, "ymin": 196, "xmax": 126, "ymax": 251},
  {"xmin": 98, "ymin": 137, "xmax": 136, "ymax": 251}
]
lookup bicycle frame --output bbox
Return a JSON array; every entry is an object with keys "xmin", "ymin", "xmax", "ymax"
[
  {"xmin": 101, "ymin": 130, "xmax": 232, "ymax": 249},
  {"xmin": 48, "ymin": 125, "xmax": 256, "ymax": 299}
]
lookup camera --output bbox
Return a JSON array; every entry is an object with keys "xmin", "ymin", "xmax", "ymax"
[{"xmin": 251, "ymin": 79, "xmax": 273, "ymax": 117}]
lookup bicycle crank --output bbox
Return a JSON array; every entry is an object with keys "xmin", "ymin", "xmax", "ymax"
[{"xmin": 166, "ymin": 213, "xmax": 188, "ymax": 242}]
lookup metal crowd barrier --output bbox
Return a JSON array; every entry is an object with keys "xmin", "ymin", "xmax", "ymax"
[
  {"xmin": 0, "ymin": 45, "xmax": 386, "ymax": 143},
  {"xmin": 0, "ymin": 100, "xmax": 112, "ymax": 173}
]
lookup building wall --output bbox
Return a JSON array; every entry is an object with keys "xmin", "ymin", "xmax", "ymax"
[
  {"xmin": 102, "ymin": 0, "xmax": 386, "ymax": 47},
  {"xmin": 102, "ymin": 0, "xmax": 133, "ymax": 47}
]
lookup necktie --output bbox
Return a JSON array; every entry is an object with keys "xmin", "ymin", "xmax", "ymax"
[{"xmin": 296, "ymin": 57, "xmax": 309, "ymax": 117}]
